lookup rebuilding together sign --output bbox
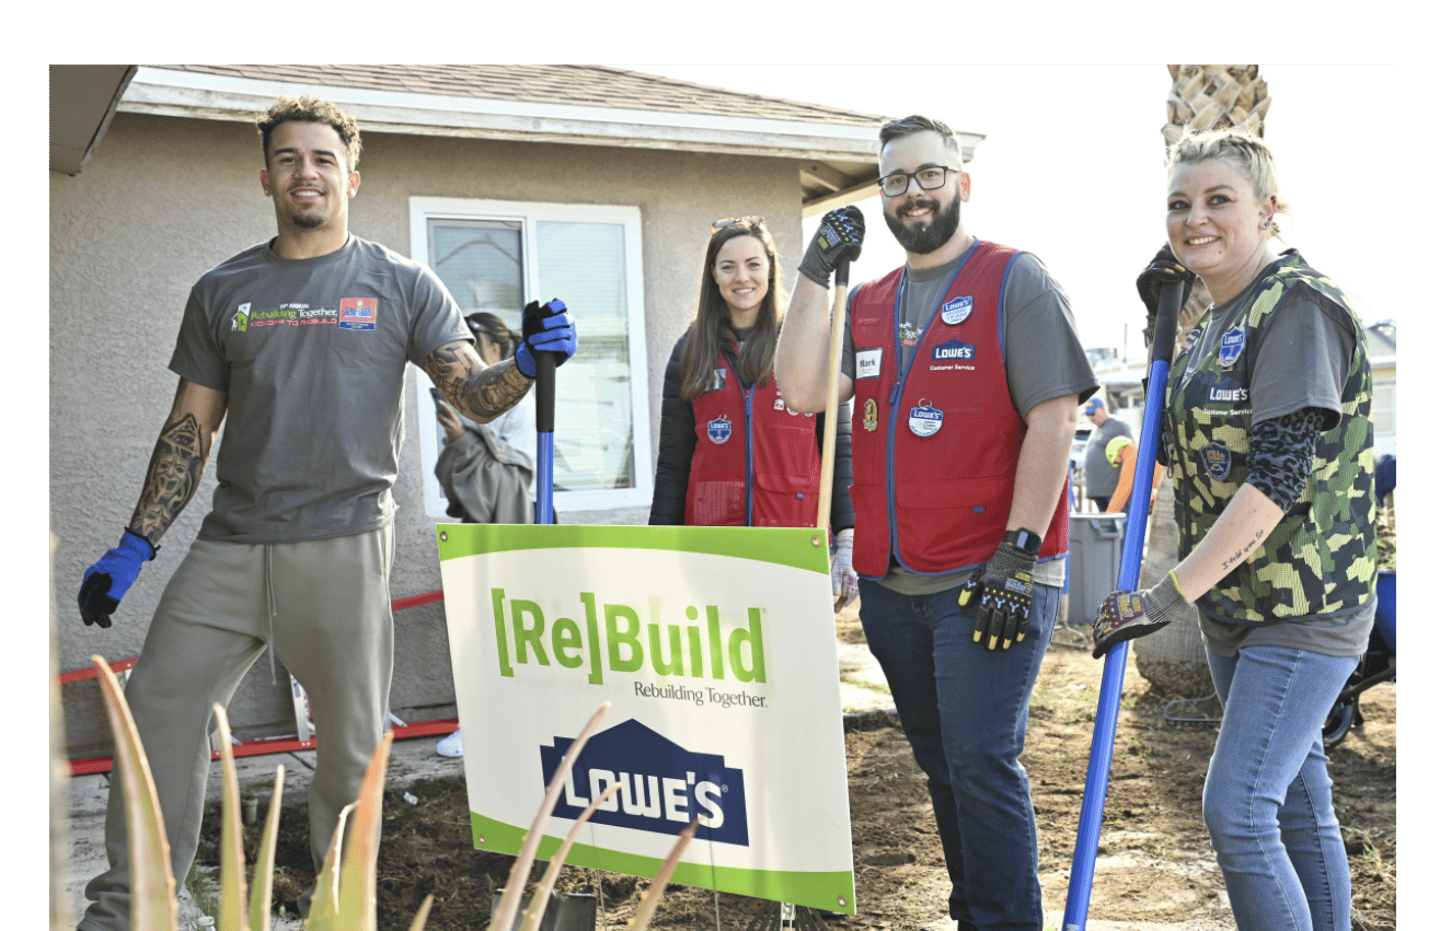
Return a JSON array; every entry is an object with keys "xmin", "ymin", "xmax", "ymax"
[{"xmin": 438, "ymin": 523, "xmax": 856, "ymax": 914}]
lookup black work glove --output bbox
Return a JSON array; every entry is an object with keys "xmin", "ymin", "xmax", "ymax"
[
  {"xmin": 78, "ymin": 529, "xmax": 157, "ymax": 628},
  {"xmin": 958, "ymin": 542, "xmax": 1036, "ymax": 651},
  {"xmin": 515, "ymin": 299, "xmax": 576, "ymax": 378},
  {"xmin": 1136, "ymin": 245, "xmax": 1196, "ymax": 348},
  {"xmin": 798, "ymin": 206, "xmax": 865, "ymax": 285},
  {"xmin": 1091, "ymin": 570, "xmax": 1189, "ymax": 659}
]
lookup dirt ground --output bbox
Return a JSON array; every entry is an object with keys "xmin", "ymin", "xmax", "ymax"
[{"xmin": 193, "ymin": 604, "xmax": 1396, "ymax": 931}]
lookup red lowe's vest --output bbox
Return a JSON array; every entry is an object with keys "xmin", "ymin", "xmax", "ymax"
[
  {"xmin": 685, "ymin": 349, "xmax": 822, "ymax": 527},
  {"xmin": 849, "ymin": 241, "xmax": 1068, "ymax": 577}
]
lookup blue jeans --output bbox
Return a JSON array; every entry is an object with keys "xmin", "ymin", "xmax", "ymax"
[
  {"xmin": 1204, "ymin": 645, "xmax": 1359, "ymax": 931},
  {"xmin": 859, "ymin": 577, "xmax": 1058, "ymax": 931}
]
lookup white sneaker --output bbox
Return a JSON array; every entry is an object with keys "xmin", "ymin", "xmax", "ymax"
[{"xmin": 436, "ymin": 730, "xmax": 464, "ymax": 758}]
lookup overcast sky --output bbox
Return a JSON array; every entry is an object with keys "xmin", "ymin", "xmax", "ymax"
[{"xmin": 616, "ymin": 63, "xmax": 1398, "ymax": 362}]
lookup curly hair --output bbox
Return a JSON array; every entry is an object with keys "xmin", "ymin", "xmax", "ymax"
[
  {"xmin": 1166, "ymin": 126, "xmax": 1289, "ymax": 238},
  {"xmin": 256, "ymin": 96, "xmax": 362, "ymax": 172}
]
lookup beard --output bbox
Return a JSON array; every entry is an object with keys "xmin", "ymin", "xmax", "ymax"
[
  {"xmin": 289, "ymin": 209, "xmax": 325, "ymax": 230},
  {"xmin": 884, "ymin": 193, "xmax": 961, "ymax": 254}
]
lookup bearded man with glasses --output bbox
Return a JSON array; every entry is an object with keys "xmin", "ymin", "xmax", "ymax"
[{"xmin": 777, "ymin": 114, "xmax": 1097, "ymax": 931}]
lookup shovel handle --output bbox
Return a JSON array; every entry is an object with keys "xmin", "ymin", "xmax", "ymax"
[
  {"xmin": 815, "ymin": 257, "xmax": 851, "ymax": 533},
  {"xmin": 535, "ymin": 351, "xmax": 556, "ymax": 524},
  {"xmin": 1062, "ymin": 278, "xmax": 1184, "ymax": 931}
]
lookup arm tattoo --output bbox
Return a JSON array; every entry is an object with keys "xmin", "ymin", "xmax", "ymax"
[
  {"xmin": 424, "ymin": 343, "xmax": 533, "ymax": 422},
  {"xmin": 1220, "ymin": 529, "xmax": 1267, "ymax": 572},
  {"xmin": 129, "ymin": 413, "xmax": 209, "ymax": 544}
]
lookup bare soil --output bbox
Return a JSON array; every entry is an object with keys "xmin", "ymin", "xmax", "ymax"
[{"xmin": 195, "ymin": 612, "xmax": 1396, "ymax": 931}]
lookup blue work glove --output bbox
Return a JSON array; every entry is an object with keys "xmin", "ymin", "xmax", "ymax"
[
  {"xmin": 514, "ymin": 299, "xmax": 577, "ymax": 378},
  {"xmin": 831, "ymin": 532, "xmax": 858, "ymax": 611},
  {"xmin": 958, "ymin": 542, "xmax": 1036, "ymax": 651},
  {"xmin": 78, "ymin": 529, "xmax": 156, "ymax": 628},
  {"xmin": 798, "ymin": 206, "xmax": 865, "ymax": 285},
  {"xmin": 1091, "ymin": 570, "xmax": 1189, "ymax": 659}
]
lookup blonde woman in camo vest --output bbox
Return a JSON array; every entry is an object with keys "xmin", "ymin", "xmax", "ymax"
[{"xmin": 1092, "ymin": 126, "xmax": 1377, "ymax": 931}]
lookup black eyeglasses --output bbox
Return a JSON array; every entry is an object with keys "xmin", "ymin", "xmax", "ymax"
[
  {"xmin": 877, "ymin": 167, "xmax": 958, "ymax": 198},
  {"xmin": 711, "ymin": 216, "xmax": 766, "ymax": 233}
]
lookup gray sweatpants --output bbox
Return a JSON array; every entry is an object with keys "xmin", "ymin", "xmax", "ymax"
[{"xmin": 78, "ymin": 526, "xmax": 395, "ymax": 931}]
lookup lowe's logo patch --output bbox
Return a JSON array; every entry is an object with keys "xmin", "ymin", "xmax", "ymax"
[
  {"xmin": 1207, "ymin": 379, "xmax": 1249, "ymax": 404},
  {"xmin": 932, "ymin": 339, "xmax": 976, "ymax": 362},
  {"xmin": 1217, "ymin": 326, "xmax": 1246, "ymax": 368},
  {"xmin": 940, "ymin": 295, "xmax": 973, "ymax": 325},
  {"xmin": 707, "ymin": 416, "xmax": 732, "ymax": 444},
  {"xmin": 542, "ymin": 719, "xmax": 749, "ymax": 846}
]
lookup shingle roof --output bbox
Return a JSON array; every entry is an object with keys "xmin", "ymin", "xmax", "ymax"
[{"xmin": 153, "ymin": 64, "xmax": 886, "ymax": 128}]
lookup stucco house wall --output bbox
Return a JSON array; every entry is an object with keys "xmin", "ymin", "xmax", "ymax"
[{"xmin": 51, "ymin": 110, "xmax": 806, "ymax": 756}]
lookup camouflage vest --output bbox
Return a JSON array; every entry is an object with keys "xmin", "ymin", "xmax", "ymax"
[{"xmin": 1165, "ymin": 254, "xmax": 1377, "ymax": 624}]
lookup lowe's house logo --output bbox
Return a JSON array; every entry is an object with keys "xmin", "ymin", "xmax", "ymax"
[
  {"xmin": 1217, "ymin": 326, "xmax": 1246, "ymax": 368},
  {"xmin": 541, "ymin": 719, "xmax": 749, "ymax": 846},
  {"xmin": 932, "ymin": 339, "xmax": 976, "ymax": 363}
]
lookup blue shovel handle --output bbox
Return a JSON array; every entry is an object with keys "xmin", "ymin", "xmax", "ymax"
[
  {"xmin": 535, "ymin": 350, "xmax": 556, "ymax": 525},
  {"xmin": 1061, "ymin": 279, "xmax": 1183, "ymax": 931}
]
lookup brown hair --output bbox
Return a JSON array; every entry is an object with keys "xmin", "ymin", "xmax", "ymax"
[
  {"xmin": 256, "ymin": 96, "xmax": 362, "ymax": 172},
  {"xmin": 879, "ymin": 114, "xmax": 962, "ymax": 162},
  {"xmin": 677, "ymin": 222, "xmax": 786, "ymax": 400},
  {"xmin": 466, "ymin": 311, "xmax": 520, "ymax": 360}
]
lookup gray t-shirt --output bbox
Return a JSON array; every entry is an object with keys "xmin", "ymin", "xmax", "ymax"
[
  {"xmin": 842, "ymin": 244, "xmax": 1098, "ymax": 594},
  {"xmin": 1178, "ymin": 274, "xmax": 1368, "ymax": 657},
  {"xmin": 1084, "ymin": 417, "xmax": 1133, "ymax": 497},
  {"xmin": 170, "ymin": 235, "xmax": 470, "ymax": 543}
]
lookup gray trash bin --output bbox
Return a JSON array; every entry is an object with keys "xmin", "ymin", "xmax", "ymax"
[{"xmin": 1065, "ymin": 512, "xmax": 1126, "ymax": 631}]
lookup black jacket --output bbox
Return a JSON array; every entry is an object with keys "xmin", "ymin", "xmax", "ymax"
[{"xmin": 649, "ymin": 331, "xmax": 856, "ymax": 530}]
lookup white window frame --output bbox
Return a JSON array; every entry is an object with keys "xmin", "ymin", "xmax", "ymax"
[{"xmin": 409, "ymin": 197, "xmax": 652, "ymax": 517}]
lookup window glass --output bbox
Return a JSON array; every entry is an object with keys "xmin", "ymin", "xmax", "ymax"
[{"xmin": 410, "ymin": 199, "xmax": 651, "ymax": 516}]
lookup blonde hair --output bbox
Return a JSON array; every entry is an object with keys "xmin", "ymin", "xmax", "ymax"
[{"xmin": 1166, "ymin": 126, "xmax": 1289, "ymax": 238}]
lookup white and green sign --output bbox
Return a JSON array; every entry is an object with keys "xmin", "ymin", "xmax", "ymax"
[{"xmin": 438, "ymin": 524, "xmax": 856, "ymax": 914}]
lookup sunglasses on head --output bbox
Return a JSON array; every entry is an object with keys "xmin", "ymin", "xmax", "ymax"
[{"xmin": 711, "ymin": 216, "xmax": 766, "ymax": 233}]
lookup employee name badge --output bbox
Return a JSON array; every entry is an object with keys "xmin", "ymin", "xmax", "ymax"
[
  {"xmin": 909, "ymin": 399, "xmax": 944, "ymax": 437},
  {"xmin": 856, "ymin": 347, "xmax": 882, "ymax": 380}
]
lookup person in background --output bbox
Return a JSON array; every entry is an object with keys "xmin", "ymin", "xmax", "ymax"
[
  {"xmin": 435, "ymin": 311, "xmax": 538, "ymax": 525},
  {"xmin": 775, "ymin": 114, "xmax": 1096, "ymax": 931},
  {"xmin": 1092, "ymin": 126, "xmax": 1376, "ymax": 931},
  {"xmin": 650, "ymin": 216, "xmax": 858, "ymax": 611},
  {"xmin": 1082, "ymin": 396, "xmax": 1132, "ymax": 511},
  {"xmin": 432, "ymin": 311, "xmax": 539, "ymax": 759},
  {"xmin": 1102, "ymin": 434, "xmax": 1161, "ymax": 515}
]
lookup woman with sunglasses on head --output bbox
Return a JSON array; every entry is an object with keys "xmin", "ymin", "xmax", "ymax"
[
  {"xmin": 432, "ymin": 311, "xmax": 537, "ymax": 759},
  {"xmin": 1092, "ymin": 126, "xmax": 1378, "ymax": 931},
  {"xmin": 650, "ymin": 217, "xmax": 858, "ymax": 609}
]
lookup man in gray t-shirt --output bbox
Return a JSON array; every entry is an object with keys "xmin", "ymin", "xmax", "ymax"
[
  {"xmin": 1082, "ymin": 397, "xmax": 1133, "ymax": 510},
  {"xmin": 75, "ymin": 96, "xmax": 577, "ymax": 931},
  {"xmin": 776, "ymin": 115, "xmax": 1096, "ymax": 931}
]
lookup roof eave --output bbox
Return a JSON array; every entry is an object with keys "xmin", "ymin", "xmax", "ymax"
[{"xmin": 118, "ymin": 66, "xmax": 893, "ymax": 163}]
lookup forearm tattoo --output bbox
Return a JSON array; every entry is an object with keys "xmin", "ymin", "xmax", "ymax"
[
  {"xmin": 424, "ymin": 344, "xmax": 533, "ymax": 422},
  {"xmin": 129, "ymin": 413, "xmax": 209, "ymax": 544}
]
